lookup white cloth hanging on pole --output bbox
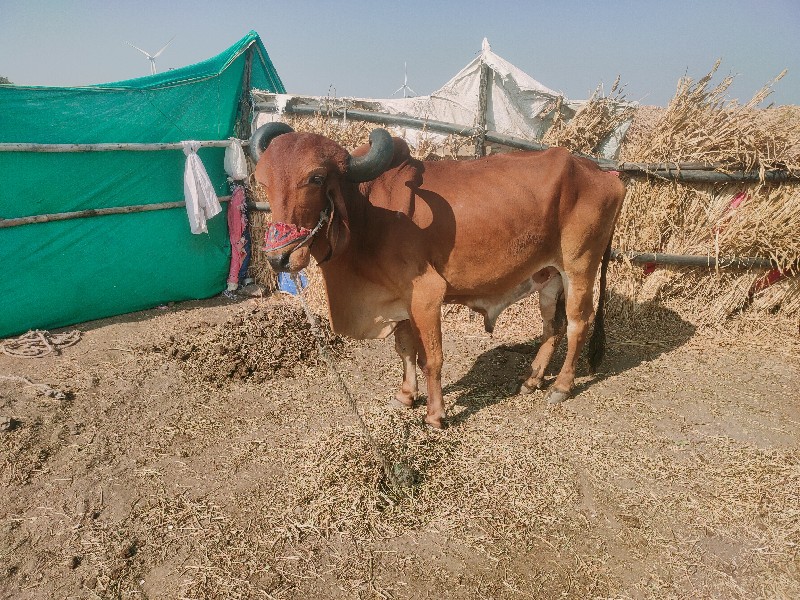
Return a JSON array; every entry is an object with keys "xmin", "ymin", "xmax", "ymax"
[
  {"xmin": 182, "ymin": 140, "xmax": 221, "ymax": 234},
  {"xmin": 224, "ymin": 138, "xmax": 248, "ymax": 181}
]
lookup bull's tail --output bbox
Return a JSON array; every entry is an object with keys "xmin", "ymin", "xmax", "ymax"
[{"xmin": 586, "ymin": 239, "xmax": 612, "ymax": 373}]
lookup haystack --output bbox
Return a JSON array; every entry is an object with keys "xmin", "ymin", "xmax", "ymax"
[
  {"xmin": 541, "ymin": 77, "xmax": 636, "ymax": 157},
  {"xmin": 613, "ymin": 63, "xmax": 799, "ymax": 324}
]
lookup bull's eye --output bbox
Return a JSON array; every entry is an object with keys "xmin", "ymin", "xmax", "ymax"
[{"xmin": 308, "ymin": 174, "xmax": 325, "ymax": 186}]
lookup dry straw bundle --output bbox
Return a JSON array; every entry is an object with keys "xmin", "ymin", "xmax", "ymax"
[
  {"xmin": 245, "ymin": 177, "xmax": 277, "ymax": 294},
  {"xmin": 542, "ymin": 76, "xmax": 636, "ymax": 156},
  {"xmin": 614, "ymin": 62, "xmax": 800, "ymax": 324},
  {"xmin": 625, "ymin": 61, "xmax": 798, "ymax": 172}
]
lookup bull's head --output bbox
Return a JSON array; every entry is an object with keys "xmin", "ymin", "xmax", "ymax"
[{"xmin": 249, "ymin": 123, "xmax": 394, "ymax": 273}]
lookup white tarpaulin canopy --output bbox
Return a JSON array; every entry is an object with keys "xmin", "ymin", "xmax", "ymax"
[{"xmin": 254, "ymin": 39, "xmax": 634, "ymax": 159}]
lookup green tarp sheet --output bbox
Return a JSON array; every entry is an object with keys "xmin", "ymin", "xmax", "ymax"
[{"xmin": 0, "ymin": 31, "xmax": 284, "ymax": 338}]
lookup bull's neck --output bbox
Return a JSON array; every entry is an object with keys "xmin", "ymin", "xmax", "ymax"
[{"xmin": 318, "ymin": 182, "xmax": 370, "ymax": 268}]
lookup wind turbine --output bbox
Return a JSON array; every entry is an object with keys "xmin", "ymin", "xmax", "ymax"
[
  {"xmin": 392, "ymin": 62, "xmax": 416, "ymax": 98},
  {"xmin": 126, "ymin": 36, "xmax": 175, "ymax": 75}
]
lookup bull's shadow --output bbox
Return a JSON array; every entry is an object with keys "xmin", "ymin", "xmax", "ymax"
[{"xmin": 442, "ymin": 291, "xmax": 696, "ymax": 426}]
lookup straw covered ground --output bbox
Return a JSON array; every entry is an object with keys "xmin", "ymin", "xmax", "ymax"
[{"xmin": 0, "ymin": 293, "xmax": 797, "ymax": 599}]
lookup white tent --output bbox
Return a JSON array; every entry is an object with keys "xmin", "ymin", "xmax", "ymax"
[{"xmin": 254, "ymin": 39, "xmax": 634, "ymax": 159}]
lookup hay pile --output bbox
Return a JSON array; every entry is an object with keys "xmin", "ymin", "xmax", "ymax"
[
  {"xmin": 613, "ymin": 63, "xmax": 800, "ymax": 323},
  {"xmin": 623, "ymin": 61, "xmax": 798, "ymax": 171},
  {"xmin": 147, "ymin": 300, "xmax": 345, "ymax": 385},
  {"xmin": 246, "ymin": 180, "xmax": 276, "ymax": 294}
]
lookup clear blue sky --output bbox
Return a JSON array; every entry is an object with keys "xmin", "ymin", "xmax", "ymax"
[{"xmin": 1, "ymin": 0, "xmax": 798, "ymax": 107}]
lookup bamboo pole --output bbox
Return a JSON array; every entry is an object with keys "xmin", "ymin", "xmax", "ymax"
[
  {"xmin": 0, "ymin": 196, "xmax": 232, "ymax": 228},
  {"xmin": 474, "ymin": 60, "xmax": 490, "ymax": 158},
  {"xmin": 0, "ymin": 140, "xmax": 248, "ymax": 153},
  {"xmin": 610, "ymin": 250, "xmax": 797, "ymax": 271},
  {"xmin": 235, "ymin": 46, "xmax": 254, "ymax": 140}
]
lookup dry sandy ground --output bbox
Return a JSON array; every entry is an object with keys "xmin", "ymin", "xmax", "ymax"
[{"xmin": 0, "ymin": 292, "xmax": 798, "ymax": 600}]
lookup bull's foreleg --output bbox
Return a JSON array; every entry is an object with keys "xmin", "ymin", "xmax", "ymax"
[
  {"xmin": 521, "ymin": 274, "xmax": 566, "ymax": 393},
  {"xmin": 545, "ymin": 272, "xmax": 596, "ymax": 404},
  {"xmin": 391, "ymin": 320, "xmax": 418, "ymax": 408},
  {"xmin": 408, "ymin": 276, "xmax": 448, "ymax": 428}
]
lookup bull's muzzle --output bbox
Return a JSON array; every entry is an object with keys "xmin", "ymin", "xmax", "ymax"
[{"xmin": 267, "ymin": 252, "xmax": 292, "ymax": 273}]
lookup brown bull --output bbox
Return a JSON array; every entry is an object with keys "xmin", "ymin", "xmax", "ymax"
[{"xmin": 250, "ymin": 123, "xmax": 625, "ymax": 428}]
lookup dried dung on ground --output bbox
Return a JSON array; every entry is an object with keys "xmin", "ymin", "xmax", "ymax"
[{"xmin": 146, "ymin": 300, "xmax": 345, "ymax": 385}]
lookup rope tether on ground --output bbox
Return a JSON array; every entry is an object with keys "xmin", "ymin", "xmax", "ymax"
[
  {"xmin": 291, "ymin": 273, "xmax": 415, "ymax": 494},
  {"xmin": 1, "ymin": 330, "xmax": 81, "ymax": 358},
  {"xmin": 0, "ymin": 375, "xmax": 68, "ymax": 400}
]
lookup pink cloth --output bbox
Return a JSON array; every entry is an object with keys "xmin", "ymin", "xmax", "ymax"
[
  {"xmin": 728, "ymin": 190, "xmax": 748, "ymax": 210},
  {"xmin": 264, "ymin": 221, "xmax": 312, "ymax": 252},
  {"xmin": 227, "ymin": 185, "xmax": 247, "ymax": 285}
]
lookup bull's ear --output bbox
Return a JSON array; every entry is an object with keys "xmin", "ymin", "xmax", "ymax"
[
  {"xmin": 248, "ymin": 122, "xmax": 294, "ymax": 163},
  {"xmin": 346, "ymin": 129, "xmax": 394, "ymax": 182},
  {"xmin": 327, "ymin": 184, "xmax": 351, "ymax": 253}
]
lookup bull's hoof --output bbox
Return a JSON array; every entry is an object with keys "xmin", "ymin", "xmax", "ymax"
[
  {"xmin": 387, "ymin": 396, "xmax": 414, "ymax": 410},
  {"xmin": 389, "ymin": 393, "xmax": 415, "ymax": 410},
  {"xmin": 544, "ymin": 388, "xmax": 570, "ymax": 404},
  {"xmin": 519, "ymin": 378, "xmax": 545, "ymax": 395},
  {"xmin": 388, "ymin": 397, "xmax": 410, "ymax": 410},
  {"xmin": 424, "ymin": 415, "xmax": 445, "ymax": 430}
]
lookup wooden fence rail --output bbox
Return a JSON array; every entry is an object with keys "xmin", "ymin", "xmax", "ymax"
[
  {"xmin": 0, "ymin": 140, "xmax": 247, "ymax": 152},
  {"xmin": 254, "ymin": 101, "xmax": 799, "ymax": 184}
]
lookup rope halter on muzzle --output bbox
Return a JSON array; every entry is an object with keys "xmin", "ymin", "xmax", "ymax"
[{"xmin": 263, "ymin": 202, "xmax": 332, "ymax": 256}]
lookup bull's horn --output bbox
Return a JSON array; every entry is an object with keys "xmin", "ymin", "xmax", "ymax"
[
  {"xmin": 248, "ymin": 122, "xmax": 294, "ymax": 163},
  {"xmin": 346, "ymin": 128, "xmax": 394, "ymax": 183}
]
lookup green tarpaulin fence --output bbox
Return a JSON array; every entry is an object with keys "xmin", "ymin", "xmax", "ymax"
[{"xmin": 0, "ymin": 31, "xmax": 284, "ymax": 338}]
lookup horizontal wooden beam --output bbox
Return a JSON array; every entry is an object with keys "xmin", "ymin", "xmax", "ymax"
[
  {"xmin": 611, "ymin": 249, "xmax": 795, "ymax": 271},
  {"xmin": 268, "ymin": 103, "xmax": 481, "ymax": 139},
  {"xmin": 0, "ymin": 196, "xmax": 234, "ymax": 228},
  {"xmin": 256, "ymin": 100, "xmax": 799, "ymax": 183},
  {"xmin": 0, "ymin": 140, "xmax": 248, "ymax": 152}
]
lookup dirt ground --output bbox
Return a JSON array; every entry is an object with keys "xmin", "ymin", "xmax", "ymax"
[{"xmin": 0, "ymin": 290, "xmax": 798, "ymax": 600}]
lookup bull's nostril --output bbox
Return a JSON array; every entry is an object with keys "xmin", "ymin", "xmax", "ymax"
[{"xmin": 267, "ymin": 253, "xmax": 291, "ymax": 273}]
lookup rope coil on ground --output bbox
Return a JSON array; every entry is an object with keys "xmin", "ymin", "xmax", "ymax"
[
  {"xmin": 291, "ymin": 273, "xmax": 415, "ymax": 494},
  {"xmin": 0, "ymin": 329, "xmax": 81, "ymax": 358}
]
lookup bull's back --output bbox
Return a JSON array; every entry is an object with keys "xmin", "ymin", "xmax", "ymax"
[{"xmin": 405, "ymin": 148, "xmax": 620, "ymax": 293}]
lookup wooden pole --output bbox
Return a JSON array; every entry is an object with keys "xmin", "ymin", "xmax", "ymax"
[
  {"xmin": 0, "ymin": 196, "xmax": 232, "ymax": 228},
  {"xmin": 0, "ymin": 141, "xmax": 246, "ymax": 153},
  {"xmin": 623, "ymin": 169, "xmax": 796, "ymax": 184},
  {"xmin": 474, "ymin": 60, "xmax": 490, "ymax": 158},
  {"xmin": 610, "ymin": 249, "xmax": 797, "ymax": 271},
  {"xmin": 235, "ymin": 46, "xmax": 254, "ymax": 140}
]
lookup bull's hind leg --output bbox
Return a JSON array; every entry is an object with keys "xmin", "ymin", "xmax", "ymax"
[
  {"xmin": 521, "ymin": 274, "xmax": 566, "ymax": 393},
  {"xmin": 544, "ymin": 270, "xmax": 597, "ymax": 404},
  {"xmin": 391, "ymin": 320, "xmax": 418, "ymax": 408}
]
